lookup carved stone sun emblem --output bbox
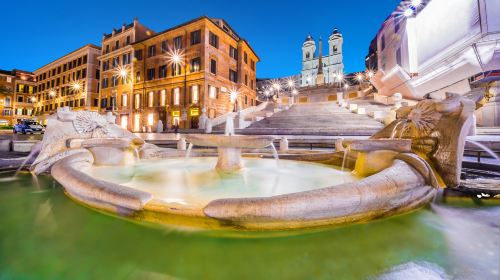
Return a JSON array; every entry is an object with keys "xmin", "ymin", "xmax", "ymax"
[
  {"xmin": 73, "ymin": 111, "xmax": 109, "ymax": 134},
  {"xmin": 401, "ymin": 100, "xmax": 442, "ymax": 138}
]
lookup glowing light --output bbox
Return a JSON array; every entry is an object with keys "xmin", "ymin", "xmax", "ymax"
[
  {"xmin": 404, "ymin": 8, "xmax": 414, "ymax": 17},
  {"xmin": 230, "ymin": 88, "xmax": 239, "ymax": 103},
  {"xmin": 70, "ymin": 80, "xmax": 83, "ymax": 93},
  {"xmin": 113, "ymin": 65, "xmax": 130, "ymax": 82},
  {"xmin": 356, "ymin": 73, "xmax": 364, "ymax": 81},
  {"xmin": 292, "ymin": 89, "xmax": 298, "ymax": 95},
  {"xmin": 286, "ymin": 78, "xmax": 296, "ymax": 89},
  {"xmin": 411, "ymin": 0, "xmax": 422, "ymax": 7},
  {"xmin": 337, "ymin": 73, "xmax": 344, "ymax": 81},
  {"xmin": 166, "ymin": 48, "xmax": 185, "ymax": 66},
  {"xmin": 30, "ymin": 97, "xmax": 37, "ymax": 102},
  {"xmin": 367, "ymin": 70, "xmax": 374, "ymax": 78},
  {"xmin": 49, "ymin": 90, "xmax": 56, "ymax": 97},
  {"xmin": 344, "ymin": 84, "xmax": 349, "ymax": 89}
]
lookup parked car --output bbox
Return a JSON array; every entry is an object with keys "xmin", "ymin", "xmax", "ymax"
[{"xmin": 13, "ymin": 120, "xmax": 45, "ymax": 134}]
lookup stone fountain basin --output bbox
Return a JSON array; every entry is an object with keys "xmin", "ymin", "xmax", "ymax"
[
  {"xmin": 186, "ymin": 134, "xmax": 275, "ymax": 149},
  {"xmin": 50, "ymin": 148, "xmax": 438, "ymax": 231}
]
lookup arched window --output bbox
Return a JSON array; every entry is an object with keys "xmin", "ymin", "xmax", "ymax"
[
  {"xmin": 306, "ymin": 52, "xmax": 310, "ymax": 59},
  {"xmin": 332, "ymin": 46, "xmax": 338, "ymax": 53}
]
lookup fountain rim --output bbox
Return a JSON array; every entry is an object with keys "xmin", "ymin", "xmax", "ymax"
[{"xmin": 50, "ymin": 149, "xmax": 437, "ymax": 231}]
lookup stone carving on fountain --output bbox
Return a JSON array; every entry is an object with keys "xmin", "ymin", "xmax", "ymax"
[
  {"xmin": 31, "ymin": 107, "xmax": 145, "ymax": 175},
  {"xmin": 370, "ymin": 93, "xmax": 476, "ymax": 187}
]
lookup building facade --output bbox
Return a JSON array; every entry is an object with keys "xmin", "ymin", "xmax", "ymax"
[
  {"xmin": 0, "ymin": 69, "xmax": 36, "ymax": 125},
  {"xmin": 33, "ymin": 44, "xmax": 101, "ymax": 123},
  {"xmin": 371, "ymin": 0, "xmax": 500, "ymax": 100},
  {"xmin": 97, "ymin": 18, "xmax": 155, "ymax": 130},
  {"xmin": 123, "ymin": 16, "xmax": 258, "ymax": 131},
  {"xmin": 0, "ymin": 70, "xmax": 15, "ymax": 125},
  {"xmin": 301, "ymin": 29, "xmax": 344, "ymax": 87}
]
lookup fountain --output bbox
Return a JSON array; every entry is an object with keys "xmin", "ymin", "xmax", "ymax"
[{"xmin": 29, "ymin": 93, "xmax": 477, "ymax": 231}]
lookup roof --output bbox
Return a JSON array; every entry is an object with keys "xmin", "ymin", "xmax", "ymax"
[
  {"xmin": 0, "ymin": 69, "xmax": 13, "ymax": 76},
  {"xmin": 331, "ymin": 27, "xmax": 342, "ymax": 36},
  {"xmin": 34, "ymin": 44, "xmax": 101, "ymax": 73},
  {"xmin": 133, "ymin": 16, "xmax": 260, "ymax": 60},
  {"xmin": 304, "ymin": 33, "xmax": 314, "ymax": 42}
]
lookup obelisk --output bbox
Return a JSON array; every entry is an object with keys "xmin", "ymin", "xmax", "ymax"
[{"xmin": 316, "ymin": 37, "xmax": 325, "ymax": 85}]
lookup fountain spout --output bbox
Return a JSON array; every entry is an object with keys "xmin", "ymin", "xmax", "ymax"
[{"xmin": 186, "ymin": 134, "xmax": 275, "ymax": 172}]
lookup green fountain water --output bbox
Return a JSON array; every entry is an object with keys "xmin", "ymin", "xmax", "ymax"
[{"xmin": 1, "ymin": 172, "xmax": 498, "ymax": 280}]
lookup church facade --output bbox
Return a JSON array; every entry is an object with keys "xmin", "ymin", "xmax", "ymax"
[{"xmin": 301, "ymin": 28, "xmax": 344, "ymax": 87}]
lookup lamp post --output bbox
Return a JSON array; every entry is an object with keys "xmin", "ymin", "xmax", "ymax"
[{"xmin": 168, "ymin": 49, "xmax": 187, "ymax": 128}]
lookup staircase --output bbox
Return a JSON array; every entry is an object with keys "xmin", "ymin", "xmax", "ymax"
[{"xmin": 240, "ymin": 101, "xmax": 385, "ymax": 136}]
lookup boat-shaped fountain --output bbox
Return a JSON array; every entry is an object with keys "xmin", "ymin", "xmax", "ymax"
[{"xmin": 30, "ymin": 93, "xmax": 476, "ymax": 231}]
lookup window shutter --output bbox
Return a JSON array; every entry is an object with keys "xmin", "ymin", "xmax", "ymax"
[
  {"xmin": 171, "ymin": 89, "xmax": 174, "ymax": 106},
  {"xmin": 189, "ymin": 86, "xmax": 192, "ymax": 104}
]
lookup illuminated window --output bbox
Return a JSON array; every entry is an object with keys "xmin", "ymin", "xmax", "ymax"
[
  {"xmin": 134, "ymin": 114, "xmax": 140, "ymax": 132},
  {"xmin": 148, "ymin": 91, "xmax": 154, "ymax": 107},
  {"xmin": 120, "ymin": 115, "xmax": 128, "ymax": 129},
  {"xmin": 173, "ymin": 88, "xmax": 180, "ymax": 105},
  {"xmin": 192, "ymin": 85, "xmax": 199, "ymax": 104},
  {"xmin": 160, "ymin": 89, "xmax": 166, "ymax": 106},
  {"xmin": 147, "ymin": 113, "xmax": 154, "ymax": 126},
  {"xmin": 134, "ymin": 94, "xmax": 140, "ymax": 109},
  {"xmin": 122, "ymin": 94, "xmax": 128, "ymax": 107},
  {"xmin": 209, "ymin": 86, "xmax": 217, "ymax": 99}
]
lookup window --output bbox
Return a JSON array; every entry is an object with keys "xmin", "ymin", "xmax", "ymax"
[
  {"xmin": 103, "ymin": 61, "xmax": 109, "ymax": 71},
  {"xmin": 110, "ymin": 96, "xmax": 116, "ymax": 109},
  {"xmin": 159, "ymin": 65, "xmax": 167, "ymax": 78},
  {"xmin": 210, "ymin": 59, "xmax": 217, "ymax": 75},
  {"xmin": 191, "ymin": 85, "xmax": 199, "ymax": 104},
  {"xmin": 134, "ymin": 94, "xmax": 140, "ymax": 109},
  {"xmin": 245, "ymin": 95, "xmax": 248, "ymax": 105},
  {"xmin": 135, "ymin": 71, "xmax": 141, "ymax": 82},
  {"xmin": 251, "ymin": 60, "xmax": 255, "ymax": 71},
  {"xmin": 245, "ymin": 74, "xmax": 248, "ymax": 86},
  {"xmin": 112, "ymin": 76, "xmax": 118, "ymax": 87},
  {"xmin": 172, "ymin": 63, "xmax": 181, "ymax": 76},
  {"xmin": 102, "ymin": 78, "xmax": 108, "ymax": 88},
  {"xmin": 126, "ymin": 36, "xmax": 131, "ymax": 45},
  {"xmin": 191, "ymin": 30, "xmax": 201, "ymax": 45},
  {"xmin": 114, "ymin": 40, "xmax": 119, "ymax": 50},
  {"xmin": 82, "ymin": 69, "xmax": 87, "ymax": 78},
  {"xmin": 135, "ymin": 50, "xmax": 143, "ymax": 60},
  {"xmin": 122, "ymin": 94, "xmax": 128, "ymax": 107},
  {"xmin": 148, "ymin": 91, "xmax": 154, "ymax": 107},
  {"xmin": 161, "ymin": 40, "xmax": 168, "ymax": 53},
  {"xmin": 160, "ymin": 89, "xmax": 166, "ymax": 106},
  {"xmin": 148, "ymin": 45, "xmax": 156, "ymax": 57},
  {"xmin": 190, "ymin": 57, "xmax": 200, "ymax": 72},
  {"xmin": 123, "ymin": 53, "xmax": 131, "ymax": 65},
  {"xmin": 101, "ymin": 98, "xmax": 107, "ymax": 108},
  {"xmin": 209, "ymin": 85, "xmax": 217, "ymax": 99},
  {"xmin": 17, "ymin": 96, "xmax": 23, "ymax": 102},
  {"xmin": 173, "ymin": 88, "xmax": 180, "ymax": 105},
  {"xmin": 229, "ymin": 69, "xmax": 237, "ymax": 83},
  {"xmin": 112, "ymin": 57, "xmax": 120, "ymax": 67},
  {"xmin": 83, "ymin": 55, "xmax": 87, "ymax": 64},
  {"xmin": 147, "ymin": 68, "xmax": 155, "ymax": 80},
  {"xmin": 105, "ymin": 45, "xmax": 109, "ymax": 54},
  {"xmin": 229, "ymin": 46, "xmax": 238, "ymax": 60},
  {"xmin": 209, "ymin": 32, "xmax": 219, "ymax": 48},
  {"xmin": 244, "ymin": 52, "xmax": 248, "ymax": 64},
  {"xmin": 381, "ymin": 35, "xmax": 385, "ymax": 50},
  {"xmin": 396, "ymin": 48, "xmax": 402, "ymax": 66},
  {"xmin": 173, "ymin": 36, "xmax": 182, "ymax": 49}
]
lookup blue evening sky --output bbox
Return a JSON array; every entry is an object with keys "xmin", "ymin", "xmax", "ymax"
[{"xmin": 2, "ymin": 0, "xmax": 400, "ymax": 77}]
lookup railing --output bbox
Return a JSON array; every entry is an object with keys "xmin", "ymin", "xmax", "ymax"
[
  {"xmin": 464, "ymin": 149, "xmax": 500, "ymax": 163},
  {"xmin": 205, "ymin": 102, "xmax": 269, "ymax": 132}
]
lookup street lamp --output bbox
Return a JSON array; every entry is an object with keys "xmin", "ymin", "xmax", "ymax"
[{"xmin": 229, "ymin": 88, "xmax": 239, "ymax": 112}]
